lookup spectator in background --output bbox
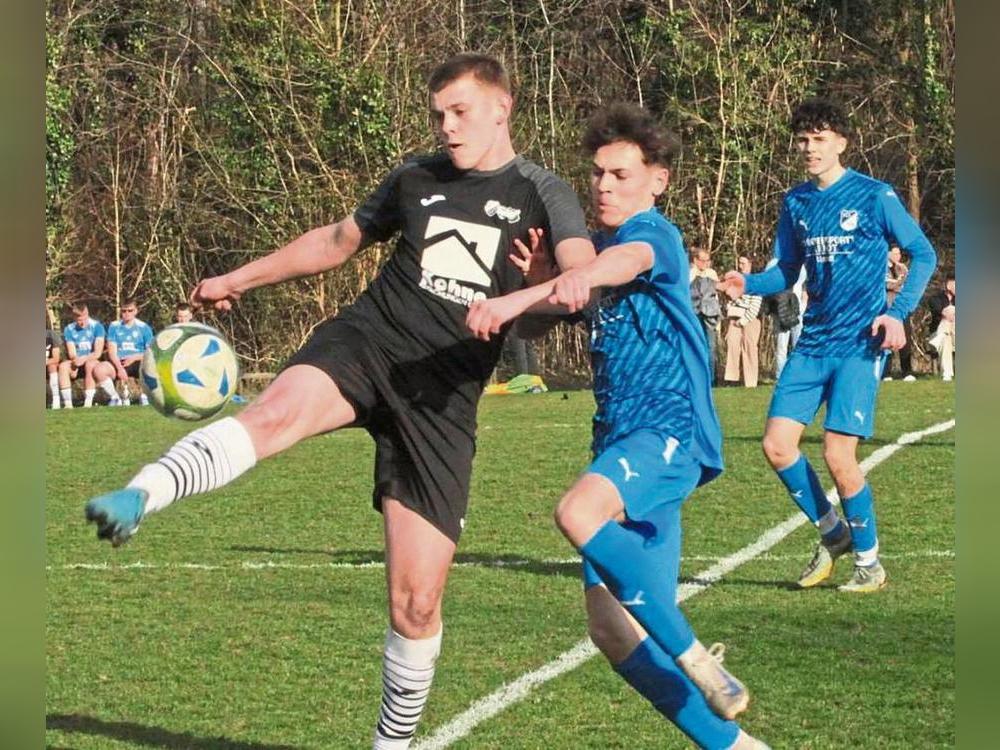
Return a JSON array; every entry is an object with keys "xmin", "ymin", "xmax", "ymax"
[
  {"xmin": 766, "ymin": 260, "xmax": 806, "ymax": 379},
  {"xmin": 502, "ymin": 331, "xmax": 539, "ymax": 375},
  {"xmin": 723, "ymin": 256, "xmax": 763, "ymax": 387},
  {"xmin": 927, "ymin": 273, "xmax": 956, "ymax": 381},
  {"xmin": 689, "ymin": 248, "xmax": 722, "ymax": 384},
  {"xmin": 883, "ymin": 246, "xmax": 915, "ymax": 381},
  {"xmin": 175, "ymin": 302, "xmax": 194, "ymax": 323},
  {"xmin": 46, "ymin": 324, "xmax": 63, "ymax": 409},
  {"xmin": 58, "ymin": 302, "xmax": 117, "ymax": 408},
  {"xmin": 96, "ymin": 297, "xmax": 154, "ymax": 405}
]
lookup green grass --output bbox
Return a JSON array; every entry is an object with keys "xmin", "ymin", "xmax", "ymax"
[{"xmin": 46, "ymin": 381, "xmax": 955, "ymax": 749}]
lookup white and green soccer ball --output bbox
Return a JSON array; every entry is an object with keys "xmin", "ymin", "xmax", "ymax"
[{"xmin": 141, "ymin": 323, "xmax": 239, "ymax": 420}]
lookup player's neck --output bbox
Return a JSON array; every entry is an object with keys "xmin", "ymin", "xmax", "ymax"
[
  {"xmin": 472, "ymin": 134, "xmax": 516, "ymax": 172},
  {"xmin": 811, "ymin": 163, "xmax": 847, "ymax": 190}
]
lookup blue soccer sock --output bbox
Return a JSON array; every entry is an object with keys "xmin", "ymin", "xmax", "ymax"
[
  {"xmin": 616, "ymin": 638, "xmax": 740, "ymax": 750},
  {"xmin": 580, "ymin": 519, "xmax": 695, "ymax": 657},
  {"xmin": 841, "ymin": 483, "xmax": 879, "ymax": 565},
  {"xmin": 777, "ymin": 454, "xmax": 846, "ymax": 543}
]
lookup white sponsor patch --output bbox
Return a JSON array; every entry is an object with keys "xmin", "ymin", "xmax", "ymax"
[
  {"xmin": 840, "ymin": 208, "xmax": 859, "ymax": 231},
  {"xmin": 484, "ymin": 199, "xmax": 521, "ymax": 224}
]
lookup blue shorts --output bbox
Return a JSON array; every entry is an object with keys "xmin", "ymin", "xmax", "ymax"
[
  {"xmin": 768, "ymin": 351, "xmax": 889, "ymax": 439},
  {"xmin": 587, "ymin": 429, "xmax": 702, "ymax": 521}
]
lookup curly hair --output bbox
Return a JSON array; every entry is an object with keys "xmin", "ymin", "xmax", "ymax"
[
  {"xmin": 582, "ymin": 103, "xmax": 680, "ymax": 168},
  {"xmin": 790, "ymin": 97, "xmax": 851, "ymax": 138}
]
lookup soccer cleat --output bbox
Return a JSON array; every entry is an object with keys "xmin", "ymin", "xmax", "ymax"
[
  {"xmin": 85, "ymin": 488, "xmax": 148, "ymax": 547},
  {"xmin": 838, "ymin": 561, "xmax": 887, "ymax": 593},
  {"xmin": 679, "ymin": 642, "xmax": 749, "ymax": 720},
  {"xmin": 797, "ymin": 527, "xmax": 853, "ymax": 588}
]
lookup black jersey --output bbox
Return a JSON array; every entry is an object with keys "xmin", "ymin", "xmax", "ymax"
[
  {"xmin": 347, "ymin": 153, "xmax": 588, "ymax": 412},
  {"xmin": 46, "ymin": 329, "xmax": 62, "ymax": 360}
]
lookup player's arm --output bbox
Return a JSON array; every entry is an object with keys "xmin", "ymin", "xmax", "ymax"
[
  {"xmin": 467, "ymin": 242, "xmax": 653, "ymax": 341},
  {"xmin": 513, "ymin": 231, "xmax": 596, "ymax": 339},
  {"xmin": 64, "ymin": 338, "xmax": 79, "ymax": 365},
  {"xmin": 718, "ymin": 203, "xmax": 803, "ymax": 300},
  {"xmin": 46, "ymin": 339, "xmax": 60, "ymax": 367},
  {"xmin": 89, "ymin": 336, "xmax": 105, "ymax": 362},
  {"xmin": 879, "ymin": 193, "xmax": 937, "ymax": 322},
  {"xmin": 192, "ymin": 217, "xmax": 366, "ymax": 311},
  {"xmin": 106, "ymin": 339, "xmax": 128, "ymax": 379}
]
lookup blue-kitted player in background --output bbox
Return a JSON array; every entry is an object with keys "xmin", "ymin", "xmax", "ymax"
[
  {"xmin": 718, "ymin": 98, "xmax": 937, "ymax": 593},
  {"xmin": 468, "ymin": 104, "xmax": 768, "ymax": 750},
  {"xmin": 95, "ymin": 297, "xmax": 154, "ymax": 406}
]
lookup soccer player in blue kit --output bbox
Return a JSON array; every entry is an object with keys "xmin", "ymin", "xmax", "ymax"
[
  {"xmin": 95, "ymin": 298, "xmax": 154, "ymax": 406},
  {"xmin": 468, "ymin": 104, "xmax": 768, "ymax": 750},
  {"xmin": 718, "ymin": 98, "xmax": 936, "ymax": 593}
]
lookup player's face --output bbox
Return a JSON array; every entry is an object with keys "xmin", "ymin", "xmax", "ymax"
[
  {"xmin": 738, "ymin": 256, "xmax": 752, "ymax": 274},
  {"xmin": 590, "ymin": 141, "xmax": 669, "ymax": 230},
  {"xmin": 121, "ymin": 304, "xmax": 137, "ymax": 323},
  {"xmin": 73, "ymin": 310, "xmax": 88, "ymax": 327},
  {"xmin": 695, "ymin": 252, "xmax": 711, "ymax": 269},
  {"xmin": 888, "ymin": 247, "xmax": 901, "ymax": 263},
  {"xmin": 430, "ymin": 75, "xmax": 512, "ymax": 171},
  {"xmin": 795, "ymin": 129, "xmax": 846, "ymax": 180},
  {"xmin": 176, "ymin": 308, "xmax": 193, "ymax": 323},
  {"xmin": 946, "ymin": 279, "xmax": 955, "ymax": 295}
]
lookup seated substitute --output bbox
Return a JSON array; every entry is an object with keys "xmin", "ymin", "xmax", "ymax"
[
  {"xmin": 95, "ymin": 298, "xmax": 154, "ymax": 406},
  {"xmin": 174, "ymin": 302, "xmax": 194, "ymax": 324},
  {"xmin": 46, "ymin": 324, "xmax": 63, "ymax": 409},
  {"xmin": 58, "ymin": 302, "xmax": 118, "ymax": 408},
  {"xmin": 467, "ymin": 104, "xmax": 768, "ymax": 750}
]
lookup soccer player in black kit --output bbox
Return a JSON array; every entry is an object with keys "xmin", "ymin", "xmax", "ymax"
[{"xmin": 84, "ymin": 53, "xmax": 595, "ymax": 748}]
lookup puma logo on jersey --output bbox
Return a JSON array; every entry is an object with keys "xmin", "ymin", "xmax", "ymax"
[
  {"xmin": 484, "ymin": 199, "xmax": 521, "ymax": 224},
  {"xmin": 420, "ymin": 194, "xmax": 446, "ymax": 206},
  {"xmin": 662, "ymin": 436, "xmax": 679, "ymax": 465},
  {"xmin": 620, "ymin": 590, "xmax": 646, "ymax": 607},
  {"xmin": 854, "ymin": 410, "xmax": 865, "ymax": 422},
  {"xmin": 618, "ymin": 457, "xmax": 640, "ymax": 482}
]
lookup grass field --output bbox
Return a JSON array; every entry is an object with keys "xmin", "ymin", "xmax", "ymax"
[{"xmin": 46, "ymin": 381, "xmax": 955, "ymax": 749}]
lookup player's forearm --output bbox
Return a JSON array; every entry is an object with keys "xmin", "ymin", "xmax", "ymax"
[
  {"xmin": 744, "ymin": 263, "xmax": 796, "ymax": 296},
  {"xmin": 228, "ymin": 221, "xmax": 361, "ymax": 293},
  {"xmin": 887, "ymin": 236, "xmax": 937, "ymax": 321}
]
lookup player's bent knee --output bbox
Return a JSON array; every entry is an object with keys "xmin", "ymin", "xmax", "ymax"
[
  {"xmin": 389, "ymin": 588, "xmax": 442, "ymax": 637},
  {"xmin": 762, "ymin": 433, "xmax": 796, "ymax": 468}
]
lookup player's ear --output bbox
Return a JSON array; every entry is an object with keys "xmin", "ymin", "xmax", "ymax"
[
  {"xmin": 651, "ymin": 167, "xmax": 670, "ymax": 197},
  {"xmin": 835, "ymin": 134, "xmax": 848, "ymax": 155},
  {"xmin": 495, "ymin": 92, "xmax": 512, "ymax": 124}
]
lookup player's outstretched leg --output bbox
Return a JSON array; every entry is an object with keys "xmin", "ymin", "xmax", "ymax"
[
  {"xmin": 373, "ymin": 500, "xmax": 455, "ymax": 749},
  {"xmin": 557, "ymin": 475, "xmax": 750, "ymax": 722},
  {"xmin": 762, "ymin": 418, "xmax": 852, "ymax": 587},
  {"xmin": 823, "ymin": 432, "xmax": 887, "ymax": 593},
  {"xmin": 84, "ymin": 365, "xmax": 357, "ymax": 544}
]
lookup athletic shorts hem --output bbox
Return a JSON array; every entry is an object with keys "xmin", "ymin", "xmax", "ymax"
[{"xmin": 373, "ymin": 480, "xmax": 463, "ymax": 544}]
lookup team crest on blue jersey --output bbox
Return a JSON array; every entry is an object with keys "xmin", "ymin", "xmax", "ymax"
[{"xmin": 839, "ymin": 209, "xmax": 859, "ymax": 231}]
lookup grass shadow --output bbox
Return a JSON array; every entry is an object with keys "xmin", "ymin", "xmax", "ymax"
[{"xmin": 46, "ymin": 714, "xmax": 301, "ymax": 750}]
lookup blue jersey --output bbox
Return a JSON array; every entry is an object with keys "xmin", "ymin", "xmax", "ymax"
[
  {"xmin": 745, "ymin": 169, "xmax": 936, "ymax": 357},
  {"xmin": 62, "ymin": 319, "xmax": 106, "ymax": 357},
  {"xmin": 588, "ymin": 209, "xmax": 723, "ymax": 485},
  {"xmin": 107, "ymin": 319, "xmax": 154, "ymax": 356}
]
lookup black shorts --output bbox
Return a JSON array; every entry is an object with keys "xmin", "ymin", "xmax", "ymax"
[
  {"xmin": 284, "ymin": 318, "xmax": 476, "ymax": 543},
  {"xmin": 121, "ymin": 360, "xmax": 141, "ymax": 378}
]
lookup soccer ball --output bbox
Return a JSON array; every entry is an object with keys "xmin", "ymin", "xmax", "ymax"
[{"xmin": 141, "ymin": 323, "xmax": 239, "ymax": 420}]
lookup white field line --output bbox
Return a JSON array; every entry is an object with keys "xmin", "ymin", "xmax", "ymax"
[
  {"xmin": 410, "ymin": 417, "xmax": 956, "ymax": 750},
  {"xmin": 49, "ymin": 549, "xmax": 955, "ymax": 573}
]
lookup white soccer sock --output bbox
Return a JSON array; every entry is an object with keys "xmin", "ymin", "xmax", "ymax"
[
  {"xmin": 127, "ymin": 416, "xmax": 257, "ymax": 514},
  {"xmin": 373, "ymin": 627, "xmax": 442, "ymax": 750},
  {"xmin": 61, "ymin": 388, "xmax": 73, "ymax": 408},
  {"xmin": 816, "ymin": 507, "xmax": 841, "ymax": 536},
  {"xmin": 99, "ymin": 378, "xmax": 119, "ymax": 401},
  {"xmin": 84, "ymin": 388, "xmax": 96, "ymax": 406},
  {"xmin": 856, "ymin": 542, "xmax": 879, "ymax": 567},
  {"xmin": 49, "ymin": 373, "xmax": 60, "ymax": 405}
]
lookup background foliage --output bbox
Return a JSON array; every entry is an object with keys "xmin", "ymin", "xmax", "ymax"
[{"xmin": 46, "ymin": 0, "xmax": 955, "ymax": 377}]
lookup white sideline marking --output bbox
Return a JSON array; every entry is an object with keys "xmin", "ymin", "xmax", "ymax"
[
  {"xmin": 49, "ymin": 549, "xmax": 954, "ymax": 573},
  {"xmin": 411, "ymin": 418, "xmax": 956, "ymax": 750}
]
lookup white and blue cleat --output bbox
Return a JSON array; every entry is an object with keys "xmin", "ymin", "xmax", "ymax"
[{"xmin": 85, "ymin": 488, "xmax": 148, "ymax": 547}]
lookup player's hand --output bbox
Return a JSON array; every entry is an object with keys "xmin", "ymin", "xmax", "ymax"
[
  {"xmin": 466, "ymin": 297, "xmax": 524, "ymax": 341},
  {"xmin": 73, "ymin": 356, "xmax": 87, "ymax": 367},
  {"xmin": 548, "ymin": 268, "xmax": 591, "ymax": 313},
  {"xmin": 510, "ymin": 228, "xmax": 557, "ymax": 287},
  {"xmin": 191, "ymin": 275, "xmax": 242, "ymax": 312},
  {"xmin": 116, "ymin": 366, "xmax": 128, "ymax": 380},
  {"xmin": 716, "ymin": 271, "xmax": 746, "ymax": 300},
  {"xmin": 871, "ymin": 314, "xmax": 906, "ymax": 350}
]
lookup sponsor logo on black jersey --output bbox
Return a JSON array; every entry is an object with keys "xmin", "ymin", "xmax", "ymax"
[{"xmin": 418, "ymin": 215, "xmax": 501, "ymax": 306}]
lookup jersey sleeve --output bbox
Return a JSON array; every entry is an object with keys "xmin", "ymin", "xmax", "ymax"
[
  {"xmin": 519, "ymin": 164, "xmax": 590, "ymax": 248},
  {"xmin": 353, "ymin": 161, "xmax": 415, "ymax": 243},
  {"xmin": 94, "ymin": 321, "xmax": 106, "ymax": 339},
  {"xmin": 875, "ymin": 187, "xmax": 937, "ymax": 320},
  {"xmin": 618, "ymin": 218, "xmax": 685, "ymax": 285},
  {"xmin": 745, "ymin": 199, "xmax": 804, "ymax": 296},
  {"xmin": 62, "ymin": 325, "xmax": 74, "ymax": 350},
  {"xmin": 141, "ymin": 322, "xmax": 154, "ymax": 349},
  {"xmin": 106, "ymin": 322, "xmax": 120, "ymax": 347}
]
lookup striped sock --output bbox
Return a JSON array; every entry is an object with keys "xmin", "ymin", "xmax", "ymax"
[
  {"xmin": 126, "ymin": 417, "xmax": 257, "ymax": 514},
  {"xmin": 373, "ymin": 628, "xmax": 441, "ymax": 749}
]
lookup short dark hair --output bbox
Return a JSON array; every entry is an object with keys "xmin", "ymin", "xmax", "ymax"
[
  {"xmin": 175, "ymin": 302, "xmax": 192, "ymax": 313},
  {"xmin": 582, "ymin": 103, "xmax": 680, "ymax": 168},
  {"xmin": 121, "ymin": 297, "xmax": 138, "ymax": 309},
  {"xmin": 71, "ymin": 301, "xmax": 88, "ymax": 314},
  {"xmin": 790, "ymin": 97, "xmax": 851, "ymax": 139},
  {"xmin": 428, "ymin": 53, "xmax": 511, "ymax": 95}
]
